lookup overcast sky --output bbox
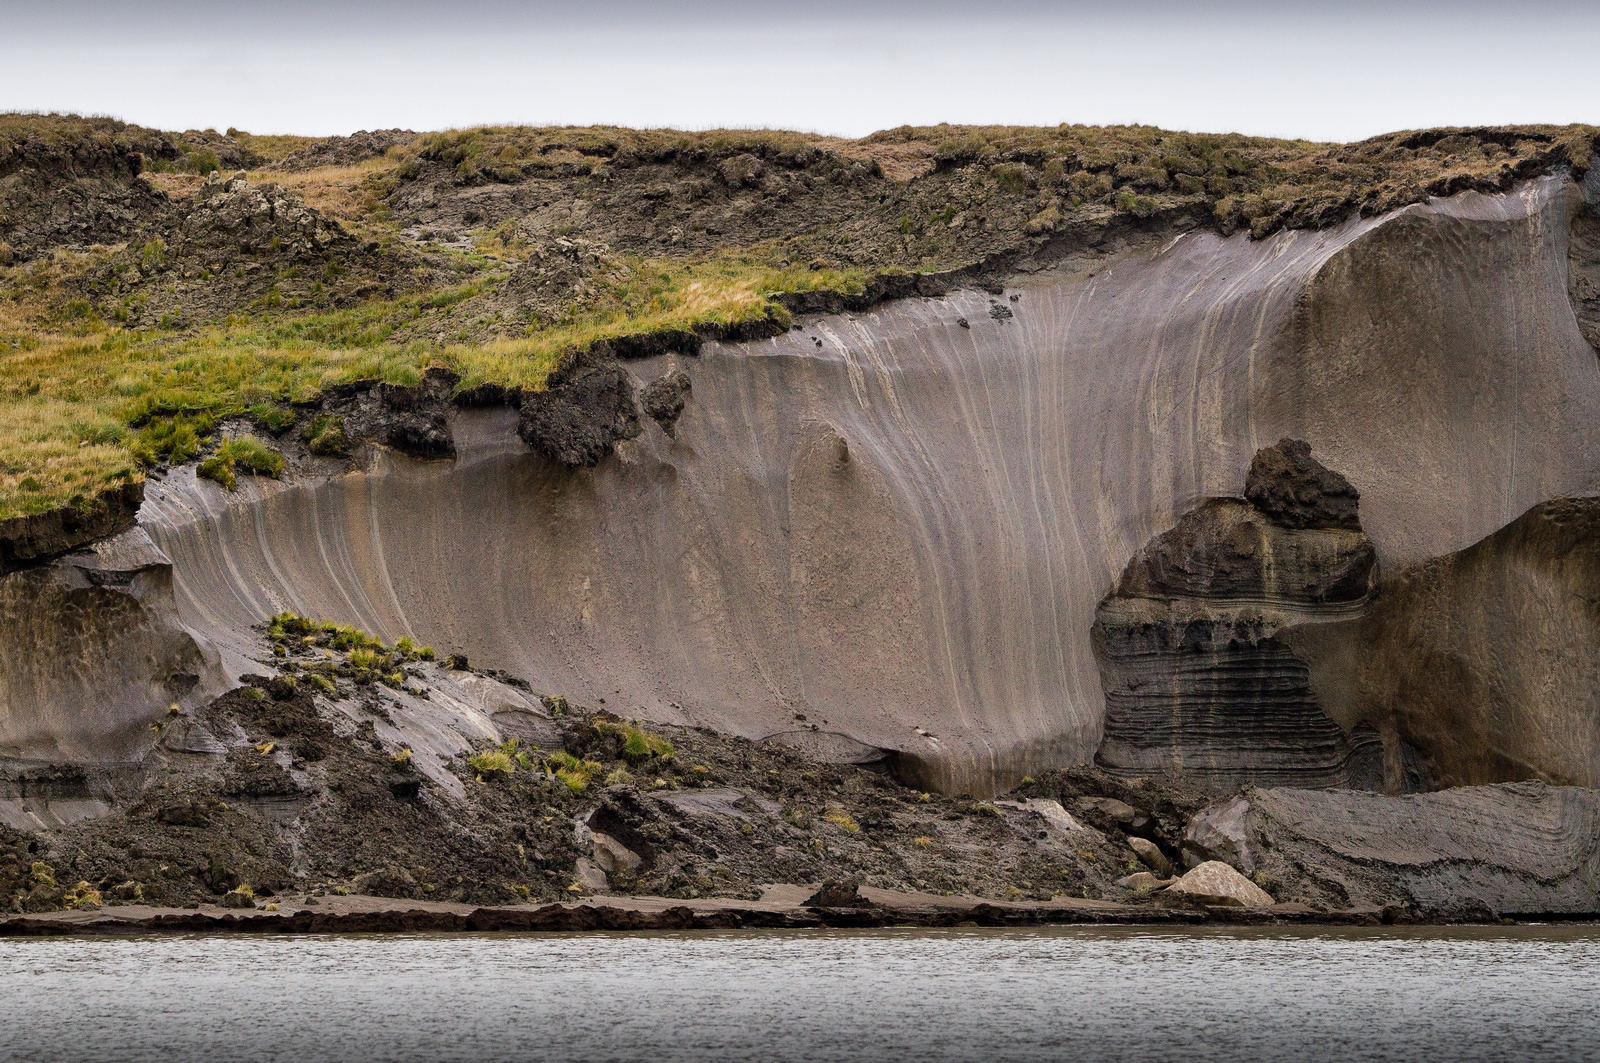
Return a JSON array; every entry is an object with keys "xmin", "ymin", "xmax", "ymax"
[{"xmin": 4, "ymin": 0, "xmax": 1598, "ymax": 141}]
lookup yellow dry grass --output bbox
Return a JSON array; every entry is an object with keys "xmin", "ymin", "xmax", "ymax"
[{"xmin": 252, "ymin": 157, "xmax": 401, "ymax": 228}]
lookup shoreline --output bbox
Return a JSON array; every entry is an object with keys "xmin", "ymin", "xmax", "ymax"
[{"xmin": 5, "ymin": 887, "xmax": 1590, "ymax": 937}]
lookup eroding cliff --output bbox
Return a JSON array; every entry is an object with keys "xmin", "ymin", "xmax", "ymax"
[
  {"xmin": 4, "ymin": 174, "xmax": 1599, "ymax": 802},
  {"xmin": 0, "ymin": 528, "xmax": 215, "ymax": 767},
  {"xmin": 15, "ymin": 176, "xmax": 1567, "ymax": 797}
]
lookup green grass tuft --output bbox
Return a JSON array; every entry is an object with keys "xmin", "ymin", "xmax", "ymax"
[
  {"xmin": 197, "ymin": 436, "xmax": 284, "ymax": 490},
  {"xmin": 302, "ymin": 414, "xmax": 348, "ymax": 456}
]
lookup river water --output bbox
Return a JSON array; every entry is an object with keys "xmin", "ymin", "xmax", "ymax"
[{"xmin": 2, "ymin": 924, "xmax": 1597, "ymax": 1063}]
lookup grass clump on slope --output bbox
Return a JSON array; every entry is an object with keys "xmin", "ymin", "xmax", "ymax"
[{"xmin": 197, "ymin": 437, "xmax": 284, "ymax": 490}]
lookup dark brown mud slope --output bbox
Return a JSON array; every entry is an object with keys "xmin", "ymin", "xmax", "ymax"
[{"xmin": 3, "ymin": 119, "xmax": 1600, "ymax": 921}]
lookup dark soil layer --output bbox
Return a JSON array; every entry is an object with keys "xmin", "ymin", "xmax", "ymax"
[
  {"xmin": 8, "ymin": 114, "xmax": 1599, "ymax": 328},
  {"xmin": 5, "ymin": 113, "xmax": 1599, "ymax": 532},
  {"xmin": 75, "ymin": 170, "xmax": 428, "ymax": 329}
]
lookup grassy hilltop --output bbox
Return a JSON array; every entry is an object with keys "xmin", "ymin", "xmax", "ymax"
[{"xmin": 1, "ymin": 113, "xmax": 1595, "ymax": 522}]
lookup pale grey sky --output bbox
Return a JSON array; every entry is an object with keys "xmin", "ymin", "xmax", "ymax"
[{"xmin": 4, "ymin": 0, "xmax": 1597, "ymax": 140}]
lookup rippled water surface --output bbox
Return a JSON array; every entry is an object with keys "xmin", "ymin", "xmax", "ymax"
[{"xmin": 3, "ymin": 925, "xmax": 1598, "ymax": 1063}]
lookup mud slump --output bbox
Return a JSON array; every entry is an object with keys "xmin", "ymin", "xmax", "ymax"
[{"xmin": 8, "ymin": 176, "xmax": 1600, "ymax": 798}]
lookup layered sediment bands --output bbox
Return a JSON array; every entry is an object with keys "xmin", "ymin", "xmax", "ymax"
[
  {"xmin": 1187, "ymin": 783, "xmax": 1600, "ymax": 917},
  {"xmin": 1092, "ymin": 448, "xmax": 1382, "ymax": 790},
  {"xmin": 0, "ymin": 529, "xmax": 215, "ymax": 764},
  {"xmin": 99, "ymin": 176, "xmax": 1600, "ymax": 795},
  {"xmin": 1289, "ymin": 498, "xmax": 1600, "ymax": 789}
]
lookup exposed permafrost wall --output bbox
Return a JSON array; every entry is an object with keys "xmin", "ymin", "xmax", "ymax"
[
  {"xmin": 14, "ymin": 176, "xmax": 1598, "ymax": 794},
  {"xmin": 0, "ymin": 529, "xmax": 216, "ymax": 764}
]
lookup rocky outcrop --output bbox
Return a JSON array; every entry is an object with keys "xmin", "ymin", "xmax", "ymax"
[
  {"xmin": 0, "ymin": 117, "xmax": 174, "ymax": 258},
  {"xmin": 500, "ymin": 236, "xmax": 612, "ymax": 325},
  {"xmin": 1162, "ymin": 861, "xmax": 1274, "ymax": 908},
  {"xmin": 1243, "ymin": 437, "xmax": 1361, "ymax": 530},
  {"xmin": 640, "ymin": 370, "xmax": 691, "ymax": 435},
  {"xmin": 277, "ymin": 129, "xmax": 417, "ymax": 172},
  {"xmin": 517, "ymin": 352, "xmax": 643, "ymax": 466},
  {"xmin": 314, "ymin": 367, "xmax": 460, "ymax": 460},
  {"xmin": 179, "ymin": 170, "xmax": 350, "ymax": 257},
  {"xmin": 1127, "ymin": 837, "xmax": 1172, "ymax": 876},
  {"xmin": 167, "ymin": 130, "xmax": 262, "ymax": 173},
  {"xmin": 1184, "ymin": 783, "xmax": 1600, "ymax": 918},
  {"xmin": 804, "ymin": 878, "xmax": 876, "ymax": 908},
  {"xmin": 1092, "ymin": 440, "xmax": 1382, "ymax": 791},
  {"xmin": 83, "ymin": 171, "xmax": 410, "ymax": 327}
]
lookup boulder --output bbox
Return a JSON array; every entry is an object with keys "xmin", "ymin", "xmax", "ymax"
[
  {"xmin": 352, "ymin": 866, "xmax": 419, "ymax": 899},
  {"xmin": 805, "ymin": 877, "xmax": 876, "ymax": 908},
  {"xmin": 995, "ymin": 797, "xmax": 1094, "ymax": 837},
  {"xmin": 590, "ymin": 831, "xmax": 643, "ymax": 876},
  {"xmin": 573, "ymin": 858, "xmax": 609, "ymax": 894},
  {"xmin": 1074, "ymin": 796, "xmax": 1151, "ymax": 834},
  {"xmin": 1244, "ymin": 437, "xmax": 1362, "ymax": 530},
  {"xmin": 517, "ymin": 352, "xmax": 642, "ymax": 467},
  {"xmin": 1116, "ymin": 871, "xmax": 1170, "ymax": 893},
  {"xmin": 641, "ymin": 370, "xmax": 692, "ymax": 436},
  {"xmin": 219, "ymin": 886, "xmax": 256, "ymax": 909},
  {"xmin": 1183, "ymin": 795, "xmax": 1255, "ymax": 871},
  {"xmin": 1163, "ymin": 861, "xmax": 1274, "ymax": 908},
  {"xmin": 1128, "ymin": 836, "xmax": 1174, "ymax": 876}
]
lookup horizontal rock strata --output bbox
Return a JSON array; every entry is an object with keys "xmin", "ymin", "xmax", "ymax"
[{"xmin": 1092, "ymin": 441, "xmax": 1382, "ymax": 790}]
